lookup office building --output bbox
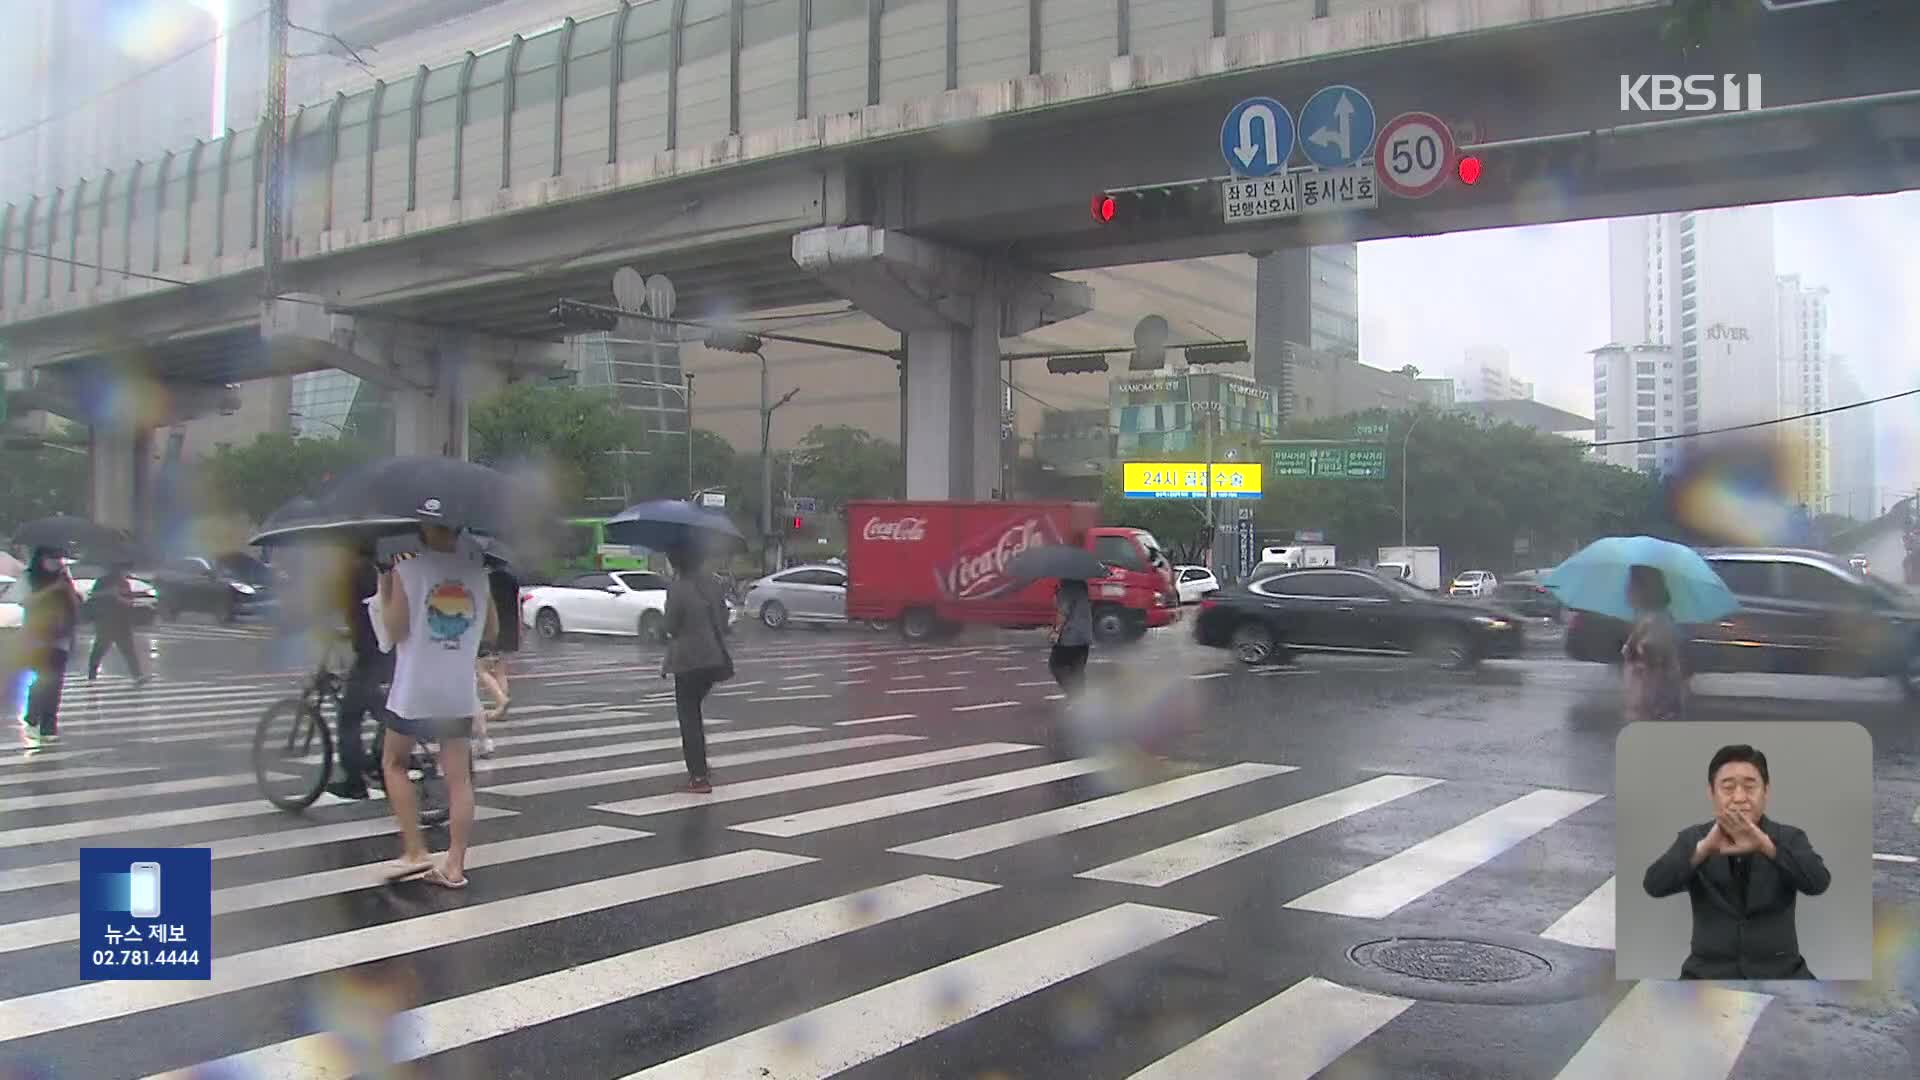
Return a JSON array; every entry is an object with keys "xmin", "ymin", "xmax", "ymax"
[
  {"xmin": 1251, "ymin": 245, "xmax": 1361, "ymax": 390},
  {"xmin": 1775, "ymin": 274, "xmax": 1830, "ymax": 508},
  {"xmin": 1109, "ymin": 370, "xmax": 1279, "ymax": 461},
  {"xmin": 1592, "ymin": 343, "xmax": 1683, "ymax": 475},
  {"xmin": 1828, "ymin": 355, "xmax": 1877, "ymax": 520}
]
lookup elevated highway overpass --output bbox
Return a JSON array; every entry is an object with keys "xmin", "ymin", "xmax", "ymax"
[{"xmin": 1, "ymin": 0, "xmax": 1916, "ymax": 523}]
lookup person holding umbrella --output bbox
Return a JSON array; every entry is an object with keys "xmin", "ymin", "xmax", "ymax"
[
  {"xmin": 1622, "ymin": 564, "xmax": 1688, "ymax": 723},
  {"xmin": 661, "ymin": 544, "xmax": 733, "ymax": 793},
  {"xmin": 15, "ymin": 548, "xmax": 83, "ymax": 744},
  {"xmin": 377, "ymin": 524, "xmax": 497, "ymax": 889},
  {"xmin": 1543, "ymin": 535, "xmax": 1735, "ymax": 724},
  {"xmin": 1006, "ymin": 543, "xmax": 1108, "ymax": 699},
  {"xmin": 606, "ymin": 500, "xmax": 746, "ymax": 795},
  {"xmin": 85, "ymin": 561, "xmax": 149, "ymax": 685}
]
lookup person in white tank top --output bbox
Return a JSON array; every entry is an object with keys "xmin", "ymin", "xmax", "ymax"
[{"xmin": 377, "ymin": 525, "xmax": 497, "ymax": 889}]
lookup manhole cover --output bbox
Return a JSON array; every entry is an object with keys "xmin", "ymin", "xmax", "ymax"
[{"xmin": 1350, "ymin": 938, "xmax": 1551, "ymax": 984}]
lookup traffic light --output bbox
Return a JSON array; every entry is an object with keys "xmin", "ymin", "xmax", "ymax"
[
  {"xmin": 1046, "ymin": 353, "xmax": 1112, "ymax": 375},
  {"xmin": 1460, "ymin": 139, "xmax": 1597, "ymax": 192},
  {"xmin": 791, "ymin": 516, "xmax": 805, "ymax": 532},
  {"xmin": 1183, "ymin": 343, "xmax": 1252, "ymax": 367},
  {"xmin": 548, "ymin": 299, "xmax": 621, "ymax": 332},
  {"xmin": 1090, "ymin": 182, "xmax": 1212, "ymax": 226}
]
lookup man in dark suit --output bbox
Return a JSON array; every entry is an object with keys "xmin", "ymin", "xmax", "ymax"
[{"xmin": 1643, "ymin": 743, "xmax": 1831, "ymax": 979}]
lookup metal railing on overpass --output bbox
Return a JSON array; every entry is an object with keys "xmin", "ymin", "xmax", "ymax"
[{"xmin": 0, "ymin": 0, "xmax": 1353, "ymax": 316}]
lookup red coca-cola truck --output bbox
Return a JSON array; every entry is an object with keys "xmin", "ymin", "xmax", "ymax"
[{"xmin": 844, "ymin": 500, "xmax": 1181, "ymax": 642}]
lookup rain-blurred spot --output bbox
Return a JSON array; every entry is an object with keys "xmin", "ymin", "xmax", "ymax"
[
  {"xmin": 1053, "ymin": 988, "xmax": 1109, "ymax": 1050},
  {"xmin": 932, "ymin": 117, "xmax": 992, "ymax": 156},
  {"xmin": 298, "ymin": 965, "xmax": 421, "ymax": 1079},
  {"xmin": 932, "ymin": 968, "xmax": 974, "ymax": 1019},
  {"xmin": 776, "ymin": 1013, "xmax": 821, "ymax": 1054}
]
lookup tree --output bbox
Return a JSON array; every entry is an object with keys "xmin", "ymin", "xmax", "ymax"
[
  {"xmin": 469, "ymin": 383, "xmax": 634, "ymax": 511},
  {"xmin": 198, "ymin": 434, "xmax": 376, "ymax": 523},
  {"xmin": 0, "ymin": 444, "xmax": 89, "ymax": 535},
  {"xmin": 619, "ymin": 428, "xmax": 739, "ymax": 504},
  {"xmin": 1255, "ymin": 408, "xmax": 1665, "ymax": 571},
  {"xmin": 790, "ymin": 425, "xmax": 900, "ymax": 510}
]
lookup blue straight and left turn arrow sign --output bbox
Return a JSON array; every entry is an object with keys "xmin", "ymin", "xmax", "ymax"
[{"xmin": 1298, "ymin": 85, "xmax": 1376, "ymax": 169}]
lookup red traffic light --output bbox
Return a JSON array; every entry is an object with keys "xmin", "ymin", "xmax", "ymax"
[
  {"xmin": 791, "ymin": 516, "xmax": 805, "ymax": 531},
  {"xmin": 1091, "ymin": 194, "xmax": 1118, "ymax": 224},
  {"xmin": 1456, "ymin": 155, "xmax": 1482, "ymax": 186}
]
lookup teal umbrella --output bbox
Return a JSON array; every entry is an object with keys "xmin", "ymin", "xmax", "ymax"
[{"xmin": 1543, "ymin": 535, "xmax": 1738, "ymax": 624}]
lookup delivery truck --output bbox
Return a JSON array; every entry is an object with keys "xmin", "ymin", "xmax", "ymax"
[
  {"xmin": 1376, "ymin": 545, "xmax": 1443, "ymax": 591},
  {"xmin": 1259, "ymin": 544, "xmax": 1337, "ymax": 569},
  {"xmin": 844, "ymin": 500, "xmax": 1180, "ymax": 643}
]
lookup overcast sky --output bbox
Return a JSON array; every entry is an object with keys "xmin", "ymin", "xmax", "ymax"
[{"xmin": 1357, "ymin": 191, "xmax": 1920, "ymax": 498}]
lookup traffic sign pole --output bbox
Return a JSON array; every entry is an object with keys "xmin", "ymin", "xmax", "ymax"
[{"xmin": 1374, "ymin": 111, "xmax": 1457, "ymax": 199}]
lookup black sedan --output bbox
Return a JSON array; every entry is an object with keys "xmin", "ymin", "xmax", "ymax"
[
  {"xmin": 149, "ymin": 555, "xmax": 271, "ymax": 622},
  {"xmin": 1194, "ymin": 567, "xmax": 1526, "ymax": 669}
]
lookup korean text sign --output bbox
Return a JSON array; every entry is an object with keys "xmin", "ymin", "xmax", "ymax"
[{"xmin": 79, "ymin": 848, "xmax": 212, "ymax": 980}]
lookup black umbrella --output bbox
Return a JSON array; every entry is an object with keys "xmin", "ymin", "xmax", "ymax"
[
  {"xmin": 604, "ymin": 499, "xmax": 745, "ymax": 553},
  {"xmin": 248, "ymin": 494, "xmax": 419, "ymax": 549},
  {"xmin": 11, "ymin": 516, "xmax": 131, "ymax": 557},
  {"xmin": 1007, "ymin": 544, "xmax": 1108, "ymax": 583}
]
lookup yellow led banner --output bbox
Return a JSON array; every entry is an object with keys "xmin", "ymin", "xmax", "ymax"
[{"xmin": 1122, "ymin": 462, "xmax": 1263, "ymax": 499}]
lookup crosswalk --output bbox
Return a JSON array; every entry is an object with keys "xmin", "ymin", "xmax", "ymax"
[{"xmin": 0, "ymin": 669, "xmax": 1901, "ymax": 1078}]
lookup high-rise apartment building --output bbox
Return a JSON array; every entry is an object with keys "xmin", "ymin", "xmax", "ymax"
[
  {"xmin": 1828, "ymin": 356, "xmax": 1877, "ymax": 520},
  {"xmin": 1605, "ymin": 207, "xmax": 1779, "ymax": 474},
  {"xmin": 1775, "ymin": 274, "xmax": 1830, "ymax": 508},
  {"xmin": 1592, "ymin": 344, "xmax": 1683, "ymax": 474}
]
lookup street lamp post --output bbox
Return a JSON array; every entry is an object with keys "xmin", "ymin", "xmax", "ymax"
[
  {"xmin": 1401, "ymin": 413, "xmax": 1424, "ymax": 547},
  {"xmin": 757, "ymin": 352, "xmax": 800, "ymax": 573}
]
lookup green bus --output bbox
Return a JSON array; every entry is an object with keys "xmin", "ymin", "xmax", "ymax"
[{"xmin": 558, "ymin": 517, "xmax": 654, "ymax": 574}]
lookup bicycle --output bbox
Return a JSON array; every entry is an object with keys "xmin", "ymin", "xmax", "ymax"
[{"xmin": 252, "ymin": 632, "xmax": 443, "ymax": 814}]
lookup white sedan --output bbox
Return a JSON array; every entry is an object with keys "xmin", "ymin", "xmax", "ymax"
[
  {"xmin": 1173, "ymin": 565, "xmax": 1219, "ymax": 604},
  {"xmin": 522, "ymin": 570, "xmax": 671, "ymax": 642},
  {"xmin": 0, "ymin": 576, "xmax": 21, "ymax": 629},
  {"xmin": 1448, "ymin": 570, "xmax": 1498, "ymax": 598}
]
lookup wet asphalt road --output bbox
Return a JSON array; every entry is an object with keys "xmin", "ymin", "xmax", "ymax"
[{"xmin": 1, "ymin": 614, "xmax": 1916, "ymax": 1078}]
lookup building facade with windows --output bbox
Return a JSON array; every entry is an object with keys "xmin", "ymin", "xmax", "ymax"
[
  {"xmin": 1455, "ymin": 345, "xmax": 1534, "ymax": 402},
  {"xmin": 1775, "ymin": 274, "xmax": 1830, "ymax": 508},
  {"xmin": 1828, "ymin": 355, "xmax": 1877, "ymax": 520},
  {"xmin": 1592, "ymin": 343, "xmax": 1682, "ymax": 474},
  {"xmin": 1607, "ymin": 207, "xmax": 1780, "ymax": 472},
  {"xmin": 1109, "ymin": 370, "xmax": 1279, "ymax": 461}
]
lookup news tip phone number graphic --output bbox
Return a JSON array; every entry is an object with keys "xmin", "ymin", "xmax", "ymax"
[{"xmin": 80, "ymin": 847, "xmax": 213, "ymax": 981}]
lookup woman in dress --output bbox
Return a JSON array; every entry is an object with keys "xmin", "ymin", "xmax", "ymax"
[{"xmin": 1622, "ymin": 563, "xmax": 1687, "ymax": 722}]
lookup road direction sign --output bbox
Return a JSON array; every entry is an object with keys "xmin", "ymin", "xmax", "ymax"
[
  {"xmin": 1374, "ymin": 112, "xmax": 1455, "ymax": 199},
  {"xmin": 1299, "ymin": 85, "xmax": 1376, "ymax": 169},
  {"xmin": 1271, "ymin": 443, "xmax": 1389, "ymax": 480},
  {"xmin": 1223, "ymin": 166, "xmax": 1376, "ymax": 224},
  {"xmin": 1221, "ymin": 97, "xmax": 1294, "ymax": 178}
]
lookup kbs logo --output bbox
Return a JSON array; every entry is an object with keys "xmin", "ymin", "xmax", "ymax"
[
  {"xmin": 1620, "ymin": 74, "xmax": 1763, "ymax": 113},
  {"xmin": 862, "ymin": 516, "xmax": 927, "ymax": 542},
  {"xmin": 937, "ymin": 516, "xmax": 1059, "ymax": 601}
]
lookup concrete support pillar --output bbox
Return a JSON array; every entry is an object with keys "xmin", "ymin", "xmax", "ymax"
[
  {"xmin": 261, "ymin": 293, "xmax": 567, "ymax": 460},
  {"xmin": 88, "ymin": 427, "xmax": 152, "ymax": 532},
  {"xmin": 794, "ymin": 226, "xmax": 1092, "ymax": 501}
]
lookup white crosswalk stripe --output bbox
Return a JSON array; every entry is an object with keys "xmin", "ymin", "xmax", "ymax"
[
  {"xmin": 153, "ymin": 874, "xmax": 999, "ymax": 1080},
  {"xmin": 0, "ymin": 689, "xmax": 1804, "ymax": 1077},
  {"xmin": 620, "ymin": 903, "xmax": 1215, "ymax": 1079}
]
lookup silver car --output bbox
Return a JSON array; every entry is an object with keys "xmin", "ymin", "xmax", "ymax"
[{"xmin": 743, "ymin": 563, "xmax": 849, "ymax": 629}]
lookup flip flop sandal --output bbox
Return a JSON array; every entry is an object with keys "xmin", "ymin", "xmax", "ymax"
[
  {"xmin": 421, "ymin": 867, "xmax": 467, "ymax": 890},
  {"xmin": 382, "ymin": 859, "xmax": 434, "ymax": 882}
]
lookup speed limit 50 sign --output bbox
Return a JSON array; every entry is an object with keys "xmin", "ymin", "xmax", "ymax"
[{"xmin": 1374, "ymin": 111, "xmax": 1455, "ymax": 199}]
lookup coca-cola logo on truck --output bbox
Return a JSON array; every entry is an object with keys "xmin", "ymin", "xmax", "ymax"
[
  {"xmin": 938, "ymin": 515, "xmax": 1061, "ymax": 601},
  {"xmin": 862, "ymin": 516, "xmax": 927, "ymax": 542}
]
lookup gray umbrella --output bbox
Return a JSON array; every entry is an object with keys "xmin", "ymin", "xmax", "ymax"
[{"xmin": 1007, "ymin": 544, "xmax": 1108, "ymax": 583}]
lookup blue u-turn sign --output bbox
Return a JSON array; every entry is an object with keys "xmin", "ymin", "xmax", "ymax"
[{"xmin": 1221, "ymin": 97, "xmax": 1295, "ymax": 178}]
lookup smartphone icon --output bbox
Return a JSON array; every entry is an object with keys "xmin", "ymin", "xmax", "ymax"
[{"xmin": 128, "ymin": 862, "xmax": 162, "ymax": 919}]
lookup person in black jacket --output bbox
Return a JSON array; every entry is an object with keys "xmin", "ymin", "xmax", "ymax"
[
  {"xmin": 85, "ymin": 563, "xmax": 148, "ymax": 684},
  {"xmin": 327, "ymin": 546, "xmax": 391, "ymax": 801},
  {"xmin": 1643, "ymin": 743, "xmax": 1831, "ymax": 979}
]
